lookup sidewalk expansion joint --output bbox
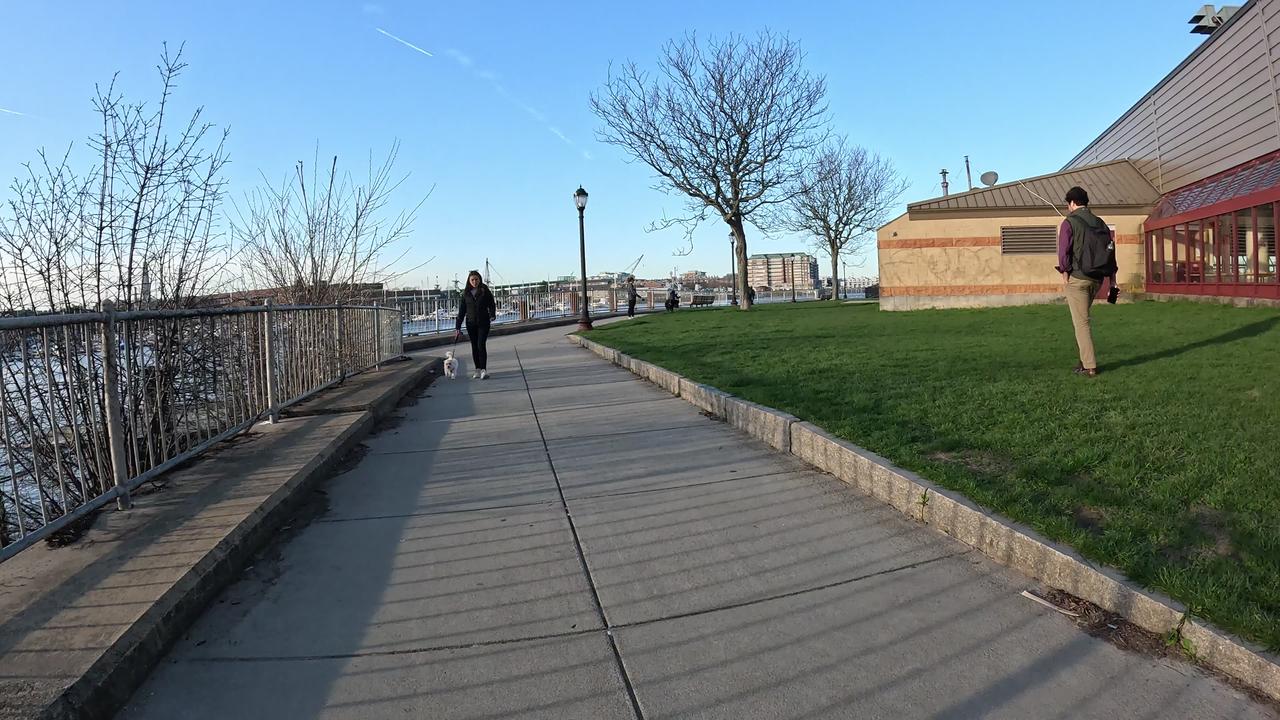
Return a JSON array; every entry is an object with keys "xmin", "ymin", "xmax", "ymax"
[
  {"xmin": 568, "ymin": 469, "xmax": 799, "ymax": 502},
  {"xmin": 515, "ymin": 346, "xmax": 647, "ymax": 720},
  {"xmin": 534, "ymin": 395, "xmax": 681, "ymax": 415},
  {"xmin": 613, "ymin": 549, "xmax": 972, "ymax": 631},
  {"xmin": 179, "ymin": 627, "xmax": 603, "ymax": 664},
  {"xmin": 315, "ymin": 500, "xmax": 559, "ymax": 524},
  {"xmin": 367, "ymin": 439, "xmax": 545, "ymax": 456},
  {"xmin": 544, "ymin": 421, "xmax": 711, "ymax": 445}
]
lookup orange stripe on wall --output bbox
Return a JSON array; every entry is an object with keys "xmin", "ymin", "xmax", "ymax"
[
  {"xmin": 878, "ymin": 236, "xmax": 1000, "ymax": 249},
  {"xmin": 882, "ymin": 284, "xmax": 1063, "ymax": 297},
  {"xmin": 880, "ymin": 233, "xmax": 1140, "ymax": 249}
]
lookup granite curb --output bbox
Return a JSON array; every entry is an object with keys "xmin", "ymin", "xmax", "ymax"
[{"xmin": 571, "ymin": 334, "xmax": 1280, "ymax": 703}]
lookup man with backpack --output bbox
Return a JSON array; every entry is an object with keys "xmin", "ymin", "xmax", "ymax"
[{"xmin": 1056, "ymin": 186, "xmax": 1119, "ymax": 378}]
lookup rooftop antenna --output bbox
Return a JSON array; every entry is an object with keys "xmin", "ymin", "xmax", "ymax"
[
  {"xmin": 940, "ymin": 168, "xmax": 950, "ymax": 197},
  {"xmin": 964, "ymin": 156, "xmax": 973, "ymax": 191},
  {"xmin": 980, "ymin": 171, "xmax": 999, "ymax": 187}
]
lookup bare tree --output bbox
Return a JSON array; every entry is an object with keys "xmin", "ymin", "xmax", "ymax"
[
  {"xmin": 232, "ymin": 144, "xmax": 427, "ymax": 305},
  {"xmin": 592, "ymin": 32, "xmax": 828, "ymax": 309},
  {"xmin": 0, "ymin": 45, "xmax": 232, "ymax": 543},
  {"xmin": 0, "ymin": 44, "xmax": 230, "ymax": 313},
  {"xmin": 788, "ymin": 140, "xmax": 906, "ymax": 300}
]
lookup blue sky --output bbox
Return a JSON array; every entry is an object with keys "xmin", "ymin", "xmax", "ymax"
[{"xmin": 0, "ymin": 1, "xmax": 1204, "ymax": 288}]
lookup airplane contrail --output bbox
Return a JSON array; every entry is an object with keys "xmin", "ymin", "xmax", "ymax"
[
  {"xmin": 0, "ymin": 108, "xmax": 25, "ymax": 116},
  {"xmin": 375, "ymin": 28, "xmax": 433, "ymax": 57}
]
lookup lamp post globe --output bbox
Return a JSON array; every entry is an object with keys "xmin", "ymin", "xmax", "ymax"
[{"xmin": 574, "ymin": 186, "xmax": 592, "ymax": 331}]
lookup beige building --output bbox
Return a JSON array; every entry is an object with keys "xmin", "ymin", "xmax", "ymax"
[
  {"xmin": 878, "ymin": 161, "xmax": 1157, "ymax": 311},
  {"xmin": 747, "ymin": 253, "xmax": 819, "ymax": 290},
  {"xmin": 880, "ymin": 0, "xmax": 1280, "ymax": 309}
]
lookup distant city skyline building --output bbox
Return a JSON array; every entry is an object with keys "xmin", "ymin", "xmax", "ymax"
[{"xmin": 746, "ymin": 253, "xmax": 820, "ymax": 290}]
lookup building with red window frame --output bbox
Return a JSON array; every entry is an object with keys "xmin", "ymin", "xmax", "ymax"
[
  {"xmin": 879, "ymin": 0, "xmax": 1280, "ymax": 309},
  {"xmin": 1065, "ymin": 0, "xmax": 1280, "ymax": 303}
]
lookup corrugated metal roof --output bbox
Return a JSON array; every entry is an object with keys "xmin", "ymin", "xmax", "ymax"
[{"xmin": 907, "ymin": 159, "xmax": 1160, "ymax": 215}]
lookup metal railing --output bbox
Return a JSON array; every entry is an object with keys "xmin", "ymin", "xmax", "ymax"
[
  {"xmin": 393, "ymin": 287, "xmax": 830, "ymax": 337},
  {"xmin": 0, "ymin": 302, "xmax": 402, "ymax": 562},
  {"xmin": 398, "ymin": 290, "xmax": 591, "ymax": 336}
]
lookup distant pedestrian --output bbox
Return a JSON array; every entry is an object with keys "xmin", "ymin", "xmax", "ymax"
[
  {"xmin": 1056, "ymin": 186, "xmax": 1119, "ymax": 377},
  {"xmin": 625, "ymin": 276, "xmax": 639, "ymax": 317},
  {"xmin": 454, "ymin": 270, "xmax": 497, "ymax": 379},
  {"xmin": 665, "ymin": 286, "xmax": 679, "ymax": 312}
]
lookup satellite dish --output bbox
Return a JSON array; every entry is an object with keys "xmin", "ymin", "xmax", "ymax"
[{"xmin": 980, "ymin": 171, "xmax": 999, "ymax": 187}]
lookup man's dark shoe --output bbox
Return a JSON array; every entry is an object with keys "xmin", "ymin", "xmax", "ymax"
[{"xmin": 1073, "ymin": 366, "xmax": 1098, "ymax": 377}]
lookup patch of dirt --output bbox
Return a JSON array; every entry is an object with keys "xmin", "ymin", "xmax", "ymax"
[
  {"xmin": 1072, "ymin": 506, "xmax": 1107, "ymax": 536},
  {"xmin": 1043, "ymin": 589, "xmax": 1280, "ymax": 711},
  {"xmin": 1190, "ymin": 504, "xmax": 1237, "ymax": 560},
  {"xmin": 374, "ymin": 369, "xmax": 441, "ymax": 433},
  {"xmin": 1044, "ymin": 589, "xmax": 1173, "ymax": 657},
  {"xmin": 375, "ymin": 413, "xmax": 407, "ymax": 433},
  {"xmin": 43, "ymin": 510, "xmax": 101, "ymax": 548},
  {"xmin": 330, "ymin": 443, "xmax": 371, "ymax": 477},
  {"xmin": 927, "ymin": 450, "xmax": 1017, "ymax": 476}
]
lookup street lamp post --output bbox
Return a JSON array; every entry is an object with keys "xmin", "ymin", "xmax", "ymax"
[
  {"xmin": 574, "ymin": 186, "xmax": 593, "ymax": 331},
  {"xmin": 729, "ymin": 231, "xmax": 738, "ymax": 305}
]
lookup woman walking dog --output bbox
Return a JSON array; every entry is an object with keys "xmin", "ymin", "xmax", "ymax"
[{"xmin": 454, "ymin": 270, "xmax": 497, "ymax": 379}]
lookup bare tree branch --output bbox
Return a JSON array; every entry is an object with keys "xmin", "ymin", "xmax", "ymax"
[
  {"xmin": 0, "ymin": 46, "xmax": 234, "ymax": 543},
  {"xmin": 787, "ymin": 138, "xmax": 907, "ymax": 300},
  {"xmin": 231, "ymin": 142, "xmax": 427, "ymax": 305},
  {"xmin": 592, "ymin": 31, "xmax": 828, "ymax": 308}
]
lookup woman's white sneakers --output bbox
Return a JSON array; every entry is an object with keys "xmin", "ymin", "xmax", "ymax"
[{"xmin": 478, "ymin": 369, "xmax": 489, "ymax": 380}]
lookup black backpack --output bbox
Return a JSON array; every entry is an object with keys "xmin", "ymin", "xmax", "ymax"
[{"xmin": 1073, "ymin": 215, "xmax": 1118, "ymax": 279}]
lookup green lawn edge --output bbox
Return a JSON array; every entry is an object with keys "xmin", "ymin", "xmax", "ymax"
[{"xmin": 582, "ymin": 301, "xmax": 1280, "ymax": 652}]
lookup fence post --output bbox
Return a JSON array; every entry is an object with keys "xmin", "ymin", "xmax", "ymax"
[
  {"xmin": 99, "ymin": 302, "xmax": 132, "ymax": 510},
  {"xmin": 264, "ymin": 298, "xmax": 279, "ymax": 424},
  {"xmin": 519, "ymin": 297, "xmax": 529, "ymax": 323},
  {"xmin": 392, "ymin": 305, "xmax": 404, "ymax": 356},
  {"xmin": 373, "ymin": 302, "xmax": 383, "ymax": 370},
  {"xmin": 335, "ymin": 305, "xmax": 346, "ymax": 382}
]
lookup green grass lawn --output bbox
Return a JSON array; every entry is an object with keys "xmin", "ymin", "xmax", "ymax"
[{"xmin": 584, "ymin": 300, "xmax": 1280, "ymax": 651}]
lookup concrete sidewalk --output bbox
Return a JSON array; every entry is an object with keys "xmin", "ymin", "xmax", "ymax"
[{"xmin": 118, "ymin": 324, "xmax": 1276, "ymax": 719}]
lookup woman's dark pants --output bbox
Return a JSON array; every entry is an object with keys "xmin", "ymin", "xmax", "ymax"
[{"xmin": 467, "ymin": 321, "xmax": 490, "ymax": 370}]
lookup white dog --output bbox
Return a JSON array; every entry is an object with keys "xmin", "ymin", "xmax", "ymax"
[{"xmin": 443, "ymin": 350, "xmax": 458, "ymax": 379}]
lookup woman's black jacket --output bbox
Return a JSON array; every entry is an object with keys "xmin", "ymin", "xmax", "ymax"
[{"xmin": 456, "ymin": 286, "xmax": 497, "ymax": 331}]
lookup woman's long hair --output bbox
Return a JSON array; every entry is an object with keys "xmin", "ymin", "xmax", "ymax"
[{"xmin": 466, "ymin": 270, "xmax": 487, "ymax": 292}]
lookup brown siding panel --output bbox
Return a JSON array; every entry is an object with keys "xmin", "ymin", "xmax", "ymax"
[
  {"xmin": 1067, "ymin": 0, "xmax": 1280, "ymax": 191},
  {"xmin": 1165, "ymin": 131, "xmax": 1279, "ymax": 189},
  {"xmin": 1158, "ymin": 68, "xmax": 1270, "ymax": 144}
]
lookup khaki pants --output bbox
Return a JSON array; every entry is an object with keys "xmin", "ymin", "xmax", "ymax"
[{"xmin": 1064, "ymin": 276, "xmax": 1101, "ymax": 369}]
